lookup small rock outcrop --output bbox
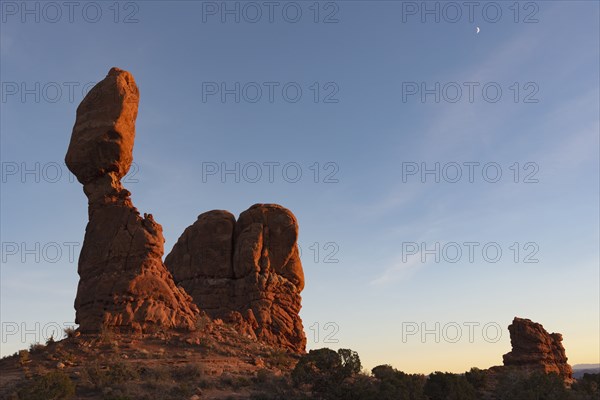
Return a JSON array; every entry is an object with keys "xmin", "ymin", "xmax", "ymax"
[
  {"xmin": 166, "ymin": 204, "xmax": 306, "ymax": 352},
  {"xmin": 503, "ymin": 317, "xmax": 573, "ymax": 381},
  {"xmin": 66, "ymin": 68, "xmax": 198, "ymax": 333}
]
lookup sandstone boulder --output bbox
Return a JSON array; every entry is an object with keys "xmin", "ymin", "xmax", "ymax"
[
  {"xmin": 503, "ymin": 317, "xmax": 573, "ymax": 382},
  {"xmin": 166, "ymin": 204, "xmax": 306, "ymax": 352},
  {"xmin": 165, "ymin": 210, "xmax": 236, "ymax": 316},
  {"xmin": 66, "ymin": 67, "xmax": 138, "ymax": 185}
]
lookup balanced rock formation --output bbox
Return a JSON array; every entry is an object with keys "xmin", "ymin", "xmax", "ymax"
[
  {"xmin": 66, "ymin": 68, "xmax": 198, "ymax": 333},
  {"xmin": 166, "ymin": 204, "xmax": 306, "ymax": 352},
  {"xmin": 503, "ymin": 317, "xmax": 573, "ymax": 381}
]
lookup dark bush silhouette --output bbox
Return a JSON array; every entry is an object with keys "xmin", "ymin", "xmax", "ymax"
[
  {"xmin": 292, "ymin": 348, "xmax": 340, "ymax": 387},
  {"xmin": 465, "ymin": 367, "xmax": 487, "ymax": 389},
  {"xmin": 285, "ymin": 348, "xmax": 600, "ymax": 400},
  {"xmin": 494, "ymin": 371, "xmax": 569, "ymax": 400},
  {"xmin": 571, "ymin": 373, "xmax": 599, "ymax": 399},
  {"xmin": 292, "ymin": 348, "xmax": 361, "ymax": 397},
  {"xmin": 424, "ymin": 371, "xmax": 476, "ymax": 400},
  {"xmin": 338, "ymin": 348, "xmax": 362, "ymax": 376},
  {"xmin": 370, "ymin": 364, "xmax": 427, "ymax": 400}
]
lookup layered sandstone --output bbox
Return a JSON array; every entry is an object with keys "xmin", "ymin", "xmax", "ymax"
[
  {"xmin": 66, "ymin": 67, "xmax": 198, "ymax": 333},
  {"xmin": 503, "ymin": 317, "xmax": 573, "ymax": 381},
  {"xmin": 166, "ymin": 204, "xmax": 306, "ymax": 352}
]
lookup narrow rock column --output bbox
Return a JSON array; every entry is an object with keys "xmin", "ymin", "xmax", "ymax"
[{"xmin": 66, "ymin": 68, "xmax": 198, "ymax": 333}]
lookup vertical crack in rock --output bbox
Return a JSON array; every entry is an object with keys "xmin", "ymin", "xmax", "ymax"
[{"xmin": 66, "ymin": 68, "xmax": 198, "ymax": 333}]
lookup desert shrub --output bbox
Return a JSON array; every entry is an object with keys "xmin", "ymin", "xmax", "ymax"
[
  {"xmin": 255, "ymin": 368, "xmax": 272, "ymax": 384},
  {"xmin": 424, "ymin": 371, "xmax": 476, "ymax": 400},
  {"xmin": 138, "ymin": 365, "xmax": 170, "ymax": 382},
  {"xmin": 28, "ymin": 342, "xmax": 45, "ymax": 353},
  {"xmin": 250, "ymin": 368, "xmax": 295, "ymax": 397},
  {"xmin": 465, "ymin": 367, "xmax": 487, "ymax": 389},
  {"xmin": 291, "ymin": 348, "xmax": 364, "ymax": 399},
  {"xmin": 232, "ymin": 376, "xmax": 252, "ymax": 390},
  {"xmin": 268, "ymin": 349, "xmax": 293, "ymax": 368},
  {"xmin": 220, "ymin": 373, "xmax": 235, "ymax": 387},
  {"xmin": 56, "ymin": 349, "xmax": 76, "ymax": 364},
  {"xmin": 63, "ymin": 327, "xmax": 77, "ymax": 338},
  {"xmin": 18, "ymin": 350, "xmax": 29, "ymax": 366},
  {"xmin": 338, "ymin": 348, "xmax": 362, "ymax": 376},
  {"xmin": 169, "ymin": 363, "xmax": 203, "ymax": 380},
  {"xmin": 82, "ymin": 361, "xmax": 138, "ymax": 389},
  {"xmin": 167, "ymin": 383, "xmax": 196, "ymax": 398},
  {"xmin": 335, "ymin": 374, "xmax": 380, "ymax": 400},
  {"xmin": 107, "ymin": 361, "xmax": 139, "ymax": 383},
  {"xmin": 219, "ymin": 373, "xmax": 251, "ymax": 390},
  {"xmin": 292, "ymin": 348, "xmax": 341, "ymax": 387},
  {"xmin": 370, "ymin": 364, "xmax": 427, "ymax": 400},
  {"xmin": 197, "ymin": 377, "xmax": 214, "ymax": 389},
  {"xmin": 493, "ymin": 371, "xmax": 569, "ymax": 400},
  {"xmin": 2, "ymin": 351, "xmax": 18, "ymax": 360},
  {"xmin": 371, "ymin": 364, "xmax": 397, "ymax": 380},
  {"xmin": 16, "ymin": 370, "xmax": 75, "ymax": 400},
  {"xmin": 249, "ymin": 390, "xmax": 311, "ymax": 400},
  {"xmin": 572, "ymin": 373, "xmax": 599, "ymax": 398}
]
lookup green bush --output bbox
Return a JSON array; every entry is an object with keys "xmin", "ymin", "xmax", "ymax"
[
  {"xmin": 17, "ymin": 370, "xmax": 75, "ymax": 400},
  {"xmin": 465, "ymin": 367, "xmax": 487, "ymax": 389},
  {"xmin": 169, "ymin": 363, "xmax": 203, "ymax": 380},
  {"xmin": 371, "ymin": 364, "xmax": 427, "ymax": 400},
  {"xmin": 424, "ymin": 371, "xmax": 476, "ymax": 400},
  {"xmin": 494, "ymin": 371, "xmax": 569, "ymax": 400},
  {"xmin": 82, "ymin": 361, "xmax": 138, "ymax": 389},
  {"xmin": 291, "ymin": 349, "xmax": 428, "ymax": 400},
  {"xmin": 292, "ymin": 348, "xmax": 339, "ymax": 386},
  {"xmin": 255, "ymin": 368, "xmax": 272, "ymax": 384},
  {"xmin": 338, "ymin": 348, "xmax": 362, "ymax": 376},
  {"xmin": 572, "ymin": 373, "xmax": 599, "ymax": 397},
  {"xmin": 291, "ymin": 348, "xmax": 363, "ymax": 398},
  {"xmin": 28, "ymin": 342, "xmax": 45, "ymax": 353},
  {"xmin": 63, "ymin": 327, "xmax": 77, "ymax": 338}
]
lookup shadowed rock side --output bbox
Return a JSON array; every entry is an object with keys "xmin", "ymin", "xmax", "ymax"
[
  {"xmin": 503, "ymin": 317, "xmax": 573, "ymax": 382},
  {"xmin": 65, "ymin": 67, "xmax": 198, "ymax": 333},
  {"xmin": 166, "ymin": 204, "xmax": 306, "ymax": 352}
]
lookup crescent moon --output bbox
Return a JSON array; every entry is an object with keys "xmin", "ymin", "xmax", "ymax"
[{"xmin": 476, "ymin": 27, "xmax": 480, "ymax": 34}]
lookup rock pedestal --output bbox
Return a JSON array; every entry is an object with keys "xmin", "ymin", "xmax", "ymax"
[{"xmin": 66, "ymin": 68, "xmax": 198, "ymax": 333}]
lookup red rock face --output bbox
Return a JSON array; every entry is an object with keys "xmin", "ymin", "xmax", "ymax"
[
  {"xmin": 65, "ymin": 68, "xmax": 306, "ymax": 349},
  {"xmin": 166, "ymin": 204, "xmax": 306, "ymax": 352},
  {"xmin": 503, "ymin": 317, "xmax": 573, "ymax": 381},
  {"xmin": 164, "ymin": 210, "xmax": 236, "ymax": 316},
  {"xmin": 66, "ymin": 68, "xmax": 198, "ymax": 333}
]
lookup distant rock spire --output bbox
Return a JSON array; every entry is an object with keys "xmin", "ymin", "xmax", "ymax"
[{"xmin": 503, "ymin": 317, "xmax": 573, "ymax": 382}]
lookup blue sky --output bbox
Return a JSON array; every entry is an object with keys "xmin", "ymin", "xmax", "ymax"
[{"xmin": 1, "ymin": 1, "xmax": 598, "ymax": 373}]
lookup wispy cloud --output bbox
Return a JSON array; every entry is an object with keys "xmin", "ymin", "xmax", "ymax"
[{"xmin": 371, "ymin": 249, "xmax": 427, "ymax": 286}]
